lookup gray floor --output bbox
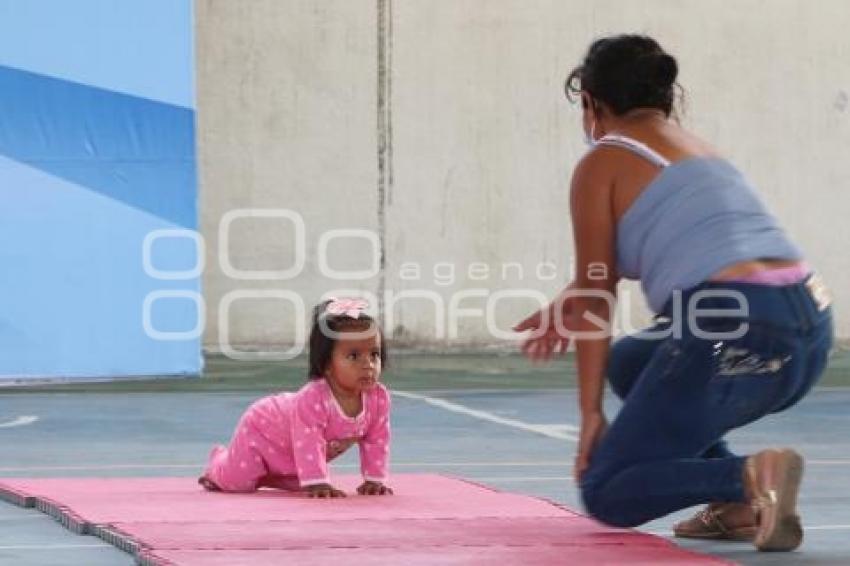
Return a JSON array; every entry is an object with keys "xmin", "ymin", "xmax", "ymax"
[{"xmin": 1, "ymin": 387, "xmax": 849, "ymax": 565}]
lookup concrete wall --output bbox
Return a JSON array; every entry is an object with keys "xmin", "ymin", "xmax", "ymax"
[{"xmin": 197, "ymin": 0, "xmax": 850, "ymax": 354}]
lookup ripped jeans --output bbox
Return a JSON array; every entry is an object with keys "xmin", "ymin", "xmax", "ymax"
[{"xmin": 580, "ymin": 276, "xmax": 834, "ymax": 527}]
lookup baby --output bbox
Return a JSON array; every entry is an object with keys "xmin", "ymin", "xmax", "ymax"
[{"xmin": 199, "ymin": 298, "xmax": 392, "ymax": 497}]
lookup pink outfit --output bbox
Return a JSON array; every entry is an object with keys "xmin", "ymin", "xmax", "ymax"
[
  {"xmin": 204, "ymin": 379, "xmax": 391, "ymax": 492},
  {"xmin": 727, "ymin": 263, "xmax": 810, "ymax": 286}
]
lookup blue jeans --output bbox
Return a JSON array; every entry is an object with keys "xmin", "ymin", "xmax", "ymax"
[{"xmin": 580, "ymin": 277, "xmax": 834, "ymax": 527}]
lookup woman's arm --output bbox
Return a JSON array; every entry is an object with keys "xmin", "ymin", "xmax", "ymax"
[
  {"xmin": 569, "ymin": 151, "xmax": 619, "ymax": 478},
  {"xmin": 570, "ymin": 152, "xmax": 618, "ymax": 410}
]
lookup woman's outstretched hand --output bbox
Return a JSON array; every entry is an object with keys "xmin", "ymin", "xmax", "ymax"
[
  {"xmin": 513, "ymin": 284, "xmax": 579, "ymax": 363},
  {"xmin": 575, "ymin": 411, "xmax": 609, "ymax": 483}
]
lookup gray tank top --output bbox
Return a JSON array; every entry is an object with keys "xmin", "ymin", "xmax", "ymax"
[{"xmin": 595, "ymin": 134, "xmax": 804, "ymax": 313}]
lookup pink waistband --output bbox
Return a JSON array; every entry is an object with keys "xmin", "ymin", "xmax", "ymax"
[{"xmin": 727, "ymin": 263, "xmax": 810, "ymax": 286}]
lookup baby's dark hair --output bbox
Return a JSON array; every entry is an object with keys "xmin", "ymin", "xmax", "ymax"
[
  {"xmin": 308, "ymin": 299, "xmax": 387, "ymax": 379},
  {"xmin": 565, "ymin": 34, "xmax": 682, "ymax": 118}
]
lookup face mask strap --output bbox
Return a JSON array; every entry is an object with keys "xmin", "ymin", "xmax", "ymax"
[
  {"xmin": 585, "ymin": 118, "xmax": 598, "ymax": 147},
  {"xmin": 582, "ymin": 93, "xmax": 599, "ymax": 147}
]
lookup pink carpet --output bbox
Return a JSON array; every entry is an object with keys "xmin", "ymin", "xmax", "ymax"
[{"xmin": 0, "ymin": 474, "xmax": 732, "ymax": 565}]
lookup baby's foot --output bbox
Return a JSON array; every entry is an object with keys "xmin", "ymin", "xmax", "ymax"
[{"xmin": 198, "ymin": 476, "xmax": 221, "ymax": 492}]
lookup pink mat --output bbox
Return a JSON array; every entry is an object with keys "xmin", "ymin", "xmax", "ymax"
[
  {"xmin": 0, "ymin": 474, "xmax": 731, "ymax": 565},
  {"xmin": 145, "ymin": 546, "xmax": 719, "ymax": 566}
]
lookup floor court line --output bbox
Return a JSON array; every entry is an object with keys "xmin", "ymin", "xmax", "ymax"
[
  {"xmin": 0, "ymin": 544, "xmax": 111, "ymax": 550},
  {"xmin": 393, "ymin": 389, "xmax": 580, "ymax": 441},
  {"xmin": 0, "ymin": 416, "xmax": 39, "ymax": 429}
]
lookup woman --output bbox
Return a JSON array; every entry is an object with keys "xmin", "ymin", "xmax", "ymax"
[{"xmin": 515, "ymin": 35, "xmax": 833, "ymax": 552}]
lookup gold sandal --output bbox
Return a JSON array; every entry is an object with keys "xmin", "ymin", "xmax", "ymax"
[
  {"xmin": 673, "ymin": 502, "xmax": 757, "ymax": 541},
  {"xmin": 746, "ymin": 449, "xmax": 805, "ymax": 552}
]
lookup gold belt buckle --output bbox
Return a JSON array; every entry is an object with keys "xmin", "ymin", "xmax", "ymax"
[{"xmin": 805, "ymin": 272, "xmax": 832, "ymax": 311}]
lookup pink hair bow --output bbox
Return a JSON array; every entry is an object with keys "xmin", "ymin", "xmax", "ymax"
[{"xmin": 325, "ymin": 297, "xmax": 369, "ymax": 319}]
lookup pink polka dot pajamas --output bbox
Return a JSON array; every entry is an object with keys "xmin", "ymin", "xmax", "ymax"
[{"xmin": 203, "ymin": 379, "xmax": 391, "ymax": 492}]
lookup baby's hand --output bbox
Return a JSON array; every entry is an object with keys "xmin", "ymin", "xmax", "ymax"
[
  {"xmin": 357, "ymin": 481, "xmax": 393, "ymax": 496},
  {"xmin": 305, "ymin": 483, "xmax": 346, "ymax": 498}
]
